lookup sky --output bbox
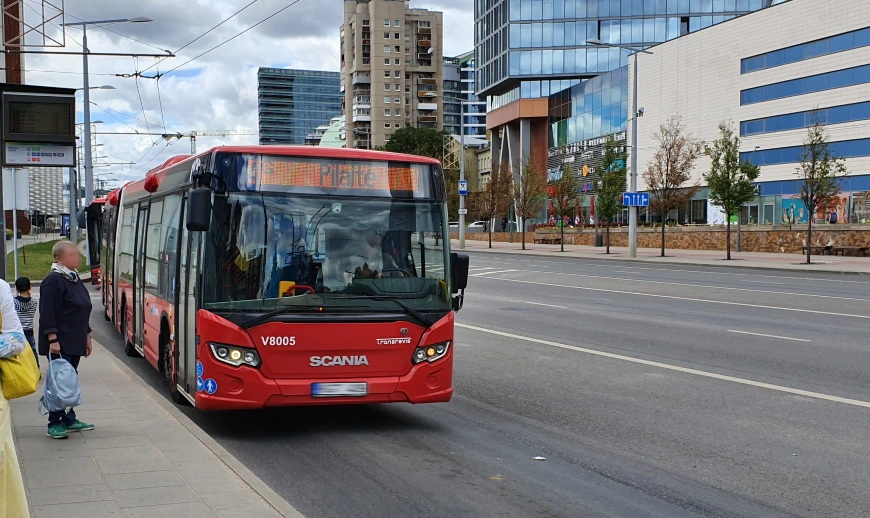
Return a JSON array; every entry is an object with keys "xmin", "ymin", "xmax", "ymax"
[{"xmin": 22, "ymin": 0, "xmax": 474, "ymax": 187}]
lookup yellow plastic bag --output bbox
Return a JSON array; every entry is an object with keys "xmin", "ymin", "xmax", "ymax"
[{"xmin": 0, "ymin": 343, "xmax": 39, "ymax": 400}]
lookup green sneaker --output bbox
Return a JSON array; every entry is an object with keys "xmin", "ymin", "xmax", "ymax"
[
  {"xmin": 65, "ymin": 420, "xmax": 95, "ymax": 432},
  {"xmin": 46, "ymin": 425, "xmax": 68, "ymax": 439}
]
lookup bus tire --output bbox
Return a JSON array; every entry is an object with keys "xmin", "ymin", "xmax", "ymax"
[
  {"xmin": 162, "ymin": 324, "xmax": 188, "ymax": 406},
  {"xmin": 121, "ymin": 301, "xmax": 138, "ymax": 357}
]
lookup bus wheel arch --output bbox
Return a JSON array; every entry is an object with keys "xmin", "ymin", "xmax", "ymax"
[{"xmin": 121, "ymin": 296, "xmax": 138, "ymax": 357}]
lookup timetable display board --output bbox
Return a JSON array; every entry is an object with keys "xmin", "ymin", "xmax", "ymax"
[{"xmin": 1, "ymin": 86, "xmax": 76, "ymax": 167}]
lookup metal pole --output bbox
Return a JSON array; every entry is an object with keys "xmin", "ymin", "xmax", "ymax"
[
  {"xmin": 190, "ymin": 134, "xmax": 196, "ymax": 155},
  {"xmin": 68, "ymin": 167, "xmax": 78, "ymax": 245},
  {"xmin": 459, "ymin": 101, "xmax": 466, "ymax": 250},
  {"xmin": 82, "ymin": 24, "xmax": 94, "ymax": 267},
  {"xmin": 0, "ymin": 169, "xmax": 6, "ymax": 280},
  {"xmin": 11, "ymin": 169, "xmax": 18, "ymax": 279},
  {"xmin": 629, "ymin": 51, "xmax": 639, "ymax": 258}
]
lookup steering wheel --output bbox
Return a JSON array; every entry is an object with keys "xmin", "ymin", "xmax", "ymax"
[
  {"xmin": 282, "ymin": 284, "xmax": 315, "ymax": 296},
  {"xmin": 380, "ymin": 267, "xmax": 412, "ymax": 278}
]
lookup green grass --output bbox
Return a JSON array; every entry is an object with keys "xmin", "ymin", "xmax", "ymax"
[{"xmin": 5, "ymin": 239, "xmax": 87, "ymax": 282}]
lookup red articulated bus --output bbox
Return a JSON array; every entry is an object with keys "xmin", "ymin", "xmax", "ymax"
[
  {"xmin": 100, "ymin": 146, "xmax": 468, "ymax": 410},
  {"xmin": 84, "ymin": 197, "xmax": 107, "ymax": 285}
]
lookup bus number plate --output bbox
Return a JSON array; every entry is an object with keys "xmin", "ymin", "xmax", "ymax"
[{"xmin": 312, "ymin": 382, "xmax": 367, "ymax": 397}]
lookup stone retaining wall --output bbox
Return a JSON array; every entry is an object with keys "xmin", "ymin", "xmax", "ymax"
[{"xmin": 451, "ymin": 226, "xmax": 870, "ymax": 254}]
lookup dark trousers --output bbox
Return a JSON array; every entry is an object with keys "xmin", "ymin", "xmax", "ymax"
[
  {"xmin": 47, "ymin": 353, "xmax": 80, "ymax": 428},
  {"xmin": 23, "ymin": 330, "xmax": 38, "ymax": 367}
]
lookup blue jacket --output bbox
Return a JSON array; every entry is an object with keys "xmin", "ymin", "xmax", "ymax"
[{"xmin": 38, "ymin": 272, "xmax": 92, "ymax": 357}]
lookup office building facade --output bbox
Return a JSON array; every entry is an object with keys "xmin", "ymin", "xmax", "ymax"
[
  {"xmin": 475, "ymin": 0, "xmax": 777, "ymax": 179},
  {"xmin": 630, "ymin": 0, "xmax": 870, "ymax": 226},
  {"xmin": 444, "ymin": 51, "xmax": 487, "ymax": 137},
  {"xmin": 258, "ymin": 68, "xmax": 342, "ymax": 145},
  {"xmin": 341, "ymin": 0, "xmax": 444, "ymax": 149}
]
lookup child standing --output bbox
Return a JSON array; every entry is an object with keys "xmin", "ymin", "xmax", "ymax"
[{"xmin": 13, "ymin": 277, "xmax": 38, "ymax": 367}]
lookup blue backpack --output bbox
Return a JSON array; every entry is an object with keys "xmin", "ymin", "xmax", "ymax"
[{"xmin": 38, "ymin": 358, "xmax": 82, "ymax": 414}]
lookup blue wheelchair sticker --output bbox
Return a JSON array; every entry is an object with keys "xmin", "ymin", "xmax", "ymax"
[
  {"xmin": 204, "ymin": 378, "xmax": 218, "ymax": 395},
  {"xmin": 196, "ymin": 361, "xmax": 203, "ymax": 377},
  {"xmin": 196, "ymin": 377, "xmax": 204, "ymax": 392}
]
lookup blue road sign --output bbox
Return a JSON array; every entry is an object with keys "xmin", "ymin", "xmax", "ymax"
[
  {"xmin": 458, "ymin": 180, "xmax": 468, "ymax": 196},
  {"xmin": 196, "ymin": 361, "xmax": 203, "ymax": 377},
  {"xmin": 622, "ymin": 192, "xmax": 650, "ymax": 207},
  {"xmin": 204, "ymin": 378, "xmax": 218, "ymax": 395},
  {"xmin": 196, "ymin": 377, "xmax": 204, "ymax": 392}
]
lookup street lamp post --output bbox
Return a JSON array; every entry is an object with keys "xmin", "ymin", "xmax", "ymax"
[
  {"xmin": 442, "ymin": 95, "xmax": 470, "ymax": 249},
  {"xmin": 587, "ymin": 39, "xmax": 653, "ymax": 258}
]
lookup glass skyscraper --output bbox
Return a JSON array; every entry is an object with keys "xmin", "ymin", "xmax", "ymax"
[
  {"xmin": 258, "ymin": 68, "xmax": 342, "ymax": 146},
  {"xmin": 476, "ymin": 0, "xmax": 776, "ymax": 103}
]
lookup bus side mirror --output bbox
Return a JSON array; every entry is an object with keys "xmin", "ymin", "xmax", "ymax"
[
  {"xmin": 450, "ymin": 253, "xmax": 469, "ymax": 311},
  {"xmin": 186, "ymin": 188, "xmax": 212, "ymax": 231}
]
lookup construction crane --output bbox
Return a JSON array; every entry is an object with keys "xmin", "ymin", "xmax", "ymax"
[{"xmin": 161, "ymin": 130, "xmax": 259, "ymax": 154}]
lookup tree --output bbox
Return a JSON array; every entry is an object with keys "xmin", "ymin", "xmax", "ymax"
[
  {"xmin": 444, "ymin": 150, "xmax": 480, "ymax": 222},
  {"xmin": 549, "ymin": 164, "xmax": 580, "ymax": 252},
  {"xmin": 796, "ymin": 119, "xmax": 846, "ymax": 264},
  {"xmin": 513, "ymin": 161, "xmax": 547, "ymax": 250},
  {"xmin": 594, "ymin": 137, "xmax": 627, "ymax": 254},
  {"xmin": 703, "ymin": 121, "xmax": 761, "ymax": 260},
  {"xmin": 474, "ymin": 162, "xmax": 513, "ymax": 248},
  {"xmin": 382, "ymin": 126, "xmax": 449, "ymax": 160},
  {"xmin": 643, "ymin": 116, "xmax": 702, "ymax": 257}
]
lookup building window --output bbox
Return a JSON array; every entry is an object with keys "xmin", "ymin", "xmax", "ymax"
[
  {"xmin": 394, "ymin": 20, "xmax": 400, "ymax": 27},
  {"xmin": 394, "ymin": 58, "xmax": 400, "ymax": 65},
  {"xmin": 394, "ymin": 71, "xmax": 401, "ymax": 78},
  {"xmin": 394, "ymin": 33, "xmax": 400, "ymax": 39},
  {"xmin": 740, "ymin": 64, "xmax": 870, "ymax": 105},
  {"xmin": 384, "ymin": 58, "xmax": 391, "ymax": 65},
  {"xmin": 362, "ymin": 19, "xmax": 369, "ymax": 27},
  {"xmin": 394, "ymin": 109, "xmax": 401, "ymax": 116},
  {"xmin": 385, "ymin": 109, "xmax": 391, "ymax": 116},
  {"xmin": 395, "ymin": 123, "xmax": 401, "ymax": 128},
  {"xmin": 384, "ymin": 19, "xmax": 390, "ymax": 26},
  {"xmin": 395, "ymin": 97, "xmax": 401, "ymax": 103},
  {"xmin": 384, "ymin": 32, "xmax": 390, "ymax": 39},
  {"xmin": 406, "ymin": 48, "xmax": 411, "ymax": 55},
  {"xmin": 385, "ymin": 123, "xmax": 391, "ymax": 129},
  {"xmin": 741, "ymin": 138, "xmax": 870, "ymax": 166},
  {"xmin": 740, "ymin": 101, "xmax": 870, "ymax": 136},
  {"xmin": 384, "ymin": 96, "xmax": 391, "ymax": 103},
  {"xmin": 742, "ymin": 26, "xmax": 870, "ymax": 74},
  {"xmin": 384, "ymin": 71, "xmax": 391, "ymax": 78},
  {"xmin": 384, "ymin": 45, "xmax": 390, "ymax": 53},
  {"xmin": 395, "ymin": 45, "xmax": 401, "ymax": 53},
  {"xmin": 395, "ymin": 83, "xmax": 401, "ymax": 90},
  {"xmin": 384, "ymin": 83, "xmax": 390, "ymax": 91}
]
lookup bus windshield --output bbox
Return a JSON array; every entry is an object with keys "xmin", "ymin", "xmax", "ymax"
[{"xmin": 201, "ymin": 193, "xmax": 450, "ymax": 314}]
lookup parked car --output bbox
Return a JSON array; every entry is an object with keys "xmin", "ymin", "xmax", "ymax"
[
  {"xmin": 448, "ymin": 221, "xmax": 460, "ymax": 229},
  {"xmin": 467, "ymin": 221, "xmax": 486, "ymax": 231}
]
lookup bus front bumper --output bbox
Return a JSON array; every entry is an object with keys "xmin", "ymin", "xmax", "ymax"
[{"xmin": 194, "ymin": 359, "xmax": 452, "ymax": 410}]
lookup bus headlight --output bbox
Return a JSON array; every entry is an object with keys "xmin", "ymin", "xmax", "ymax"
[
  {"xmin": 412, "ymin": 341, "xmax": 450, "ymax": 364},
  {"xmin": 209, "ymin": 343, "xmax": 261, "ymax": 368}
]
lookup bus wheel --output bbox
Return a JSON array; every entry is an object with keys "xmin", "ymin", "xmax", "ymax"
[
  {"xmin": 162, "ymin": 327, "xmax": 188, "ymax": 406},
  {"xmin": 121, "ymin": 304, "xmax": 138, "ymax": 357}
]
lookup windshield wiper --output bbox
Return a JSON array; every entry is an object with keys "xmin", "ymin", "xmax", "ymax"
[
  {"xmin": 239, "ymin": 304, "xmax": 357, "ymax": 329},
  {"xmin": 333, "ymin": 296, "xmax": 436, "ymax": 328}
]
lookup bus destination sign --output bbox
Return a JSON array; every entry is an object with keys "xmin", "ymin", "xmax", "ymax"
[{"xmin": 246, "ymin": 156, "xmax": 427, "ymax": 195}]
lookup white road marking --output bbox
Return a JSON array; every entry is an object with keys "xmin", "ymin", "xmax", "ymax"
[
  {"xmin": 476, "ymin": 276, "xmax": 870, "ymax": 320},
  {"xmin": 507, "ymin": 268, "xmax": 870, "ymax": 303},
  {"xmin": 576, "ymin": 262, "xmax": 870, "ymax": 285},
  {"xmin": 457, "ymin": 323, "xmax": 870, "ymax": 409},
  {"xmin": 524, "ymin": 302, "xmax": 569, "ymax": 309},
  {"xmin": 471, "ymin": 269, "xmax": 519, "ymax": 277},
  {"xmin": 742, "ymin": 280, "xmax": 785, "ymax": 285},
  {"xmin": 727, "ymin": 330, "xmax": 811, "ymax": 342}
]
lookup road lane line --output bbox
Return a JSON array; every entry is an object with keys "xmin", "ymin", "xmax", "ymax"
[
  {"xmin": 571, "ymin": 262, "xmax": 870, "ymax": 285},
  {"xmin": 477, "ymin": 276, "xmax": 870, "ymax": 320},
  {"xmin": 524, "ymin": 301, "xmax": 569, "ymax": 309},
  {"xmin": 727, "ymin": 330, "xmax": 811, "ymax": 342},
  {"xmin": 456, "ymin": 323, "xmax": 870, "ymax": 409},
  {"xmin": 471, "ymin": 269, "xmax": 519, "ymax": 277},
  {"xmin": 742, "ymin": 280, "xmax": 785, "ymax": 285},
  {"xmin": 506, "ymin": 269, "xmax": 870, "ymax": 302}
]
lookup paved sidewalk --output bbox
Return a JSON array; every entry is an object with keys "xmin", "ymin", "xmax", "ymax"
[
  {"xmin": 453, "ymin": 239, "xmax": 870, "ymax": 274},
  {"xmin": 10, "ymin": 340, "xmax": 303, "ymax": 518}
]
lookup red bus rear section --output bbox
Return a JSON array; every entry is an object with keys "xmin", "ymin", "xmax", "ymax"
[{"xmin": 99, "ymin": 146, "xmax": 468, "ymax": 410}]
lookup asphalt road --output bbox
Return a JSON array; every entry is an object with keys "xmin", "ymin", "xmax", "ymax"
[{"xmin": 87, "ymin": 253, "xmax": 870, "ymax": 518}]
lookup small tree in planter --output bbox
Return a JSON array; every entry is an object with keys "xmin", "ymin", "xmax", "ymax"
[
  {"xmin": 513, "ymin": 161, "xmax": 547, "ymax": 250},
  {"xmin": 643, "ymin": 116, "xmax": 702, "ymax": 257},
  {"xmin": 796, "ymin": 119, "xmax": 845, "ymax": 264},
  {"xmin": 595, "ymin": 137, "xmax": 627, "ymax": 254},
  {"xmin": 703, "ymin": 120, "xmax": 760, "ymax": 260},
  {"xmin": 549, "ymin": 165, "xmax": 580, "ymax": 252}
]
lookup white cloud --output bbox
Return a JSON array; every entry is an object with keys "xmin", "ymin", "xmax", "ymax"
[{"xmin": 21, "ymin": 0, "xmax": 473, "ymax": 186}]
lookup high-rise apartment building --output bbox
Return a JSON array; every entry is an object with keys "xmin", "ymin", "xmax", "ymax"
[
  {"xmin": 258, "ymin": 68, "xmax": 342, "ymax": 145},
  {"xmin": 443, "ymin": 51, "xmax": 487, "ymax": 137},
  {"xmin": 475, "ymin": 0, "xmax": 777, "ymax": 177},
  {"xmin": 341, "ymin": 0, "xmax": 444, "ymax": 149}
]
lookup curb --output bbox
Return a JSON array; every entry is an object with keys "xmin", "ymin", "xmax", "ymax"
[
  {"xmin": 457, "ymin": 245, "xmax": 870, "ymax": 276},
  {"xmin": 96, "ymin": 340, "xmax": 305, "ymax": 518}
]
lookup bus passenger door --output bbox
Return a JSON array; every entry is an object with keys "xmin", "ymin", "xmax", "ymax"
[
  {"xmin": 133, "ymin": 205, "xmax": 149, "ymax": 354},
  {"xmin": 178, "ymin": 197, "xmax": 200, "ymax": 400}
]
